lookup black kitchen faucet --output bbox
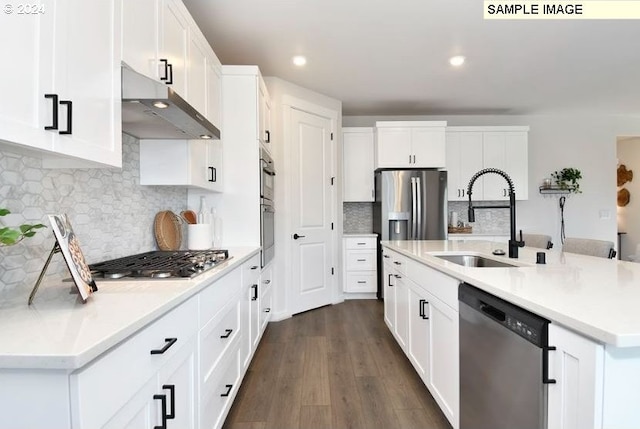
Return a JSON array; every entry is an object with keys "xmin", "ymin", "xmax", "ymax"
[{"xmin": 466, "ymin": 168, "xmax": 524, "ymax": 258}]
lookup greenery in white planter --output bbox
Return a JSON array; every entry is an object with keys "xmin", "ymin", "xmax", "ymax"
[
  {"xmin": 0, "ymin": 208, "xmax": 46, "ymax": 247},
  {"xmin": 552, "ymin": 168, "xmax": 582, "ymax": 193}
]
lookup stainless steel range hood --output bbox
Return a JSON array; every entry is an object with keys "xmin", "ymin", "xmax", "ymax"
[{"xmin": 121, "ymin": 63, "xmax": 220, "ymax": 140}]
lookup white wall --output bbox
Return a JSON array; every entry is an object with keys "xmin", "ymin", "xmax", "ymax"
[
  {"xmin": 617, "ymin": 137, "xmax": 640, "ymax": 260},
  {"xmin": 345, "ymin": 114, "xmax": 640, "ymax": 249},
  {"xmin": 264, "ymin": 77, "xmax": 342, "ymax": 319}
]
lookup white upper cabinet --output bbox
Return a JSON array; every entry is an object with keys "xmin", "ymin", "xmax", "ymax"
[
  {"xmin": 0, "ymin": 0, "xmax": 122, "ymax": 168},
  {"xmin": 258, "ymin": 78, "xmax": 272, "ymax": 148},
  {"xmin": 446, "ymin": 126, "xmax": 529, "ymax": 201},
  {"xmin": 122, "ymin": 0, "xmax": 160, "ymax": 80},
  {"xmin": 375, "ymin": 121, "xmax": 446, "ymax": 169},
  {"xmin": 343, "ymin": 127, "xmax": 374, "ymax": 202},
  {"xmin": 140, "ymin": 139, "xmax": 223, "ymax": 192},
  {"xmin": 445, "ymin": 130, "xmax": 484, "ymax": 201},
  {"xmin": 160, "ymin": 0, "xmax": 189, "ymax": 97}
]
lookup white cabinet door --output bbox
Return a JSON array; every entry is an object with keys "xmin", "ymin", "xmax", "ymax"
[
  {"xmin": 483, "ymin": 131, "xmax": 529, "ymax": 200},
  {"xmin": 412, "ymin": 127, "xmax": 446, "ymax": 168},
  {"xmin": 548, "ymin": 324, "xmax": 604, "ymax": 429},
  {"xmin": 140, "ymin": 139, "xmax": 223, "ymax": 192},
  {"xmin": 49, "ymin": 0, "xmax": 122, "ymax": 168},
  {"xmin": 394, "ymin": 273, "xmax": 409, "ymax": 351},
  {"xmin": 102, "ymin": 376, "xmax": 158, "ymax": 429},
  {"xmin": 445, "ymin": 131, "xmax": 483, "ymax": 201},
  {"xmin": 158, "ymin": 338, "xmax": 197, "ymax": 429},
  {"xmin": 160, "ymin": 0, "xmax": 188, "ymax": 98},
  {"xmin": 241, "ymin": 258, "xmax": 261, "ymax": 370},
  {"xmin": 187, "ymin": 34, "xmax": 209, "ymax": 119},
  {"xmin": 428, "ymin": 297, "xmax": 459, "ymax": 428},
  {"xmin": 407, "ymin": 284, "xmax": 431, "ymax": 382},
  {"xmin": 343, "ymin": 127, "xmax": 374, "ymax": 202},
  {"xmin": 122, "ymin": 0, "xmax": 160, "ymax": 80},
  {"xmin": 258, "ymin": 77, "xmax": 272, "ymax": 147},
  {"xmin": 0, "ymin": 0, "xmax": 54, "ymax": 152},
  {"xmin": 376, "ymin": 127, "xmax": 412, "ymax": 168},
  {"xmin": 206, "ymin": 58, "xmax": 222, "ymax": 129},
  {"xmin": 383, "ymin": 260, "xmax": 396, "ymax": 331}
]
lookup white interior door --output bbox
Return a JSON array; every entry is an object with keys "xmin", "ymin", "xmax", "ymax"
[{"xmin": 290, "ymin": 108, "xmax": 334, "ymax": 315}]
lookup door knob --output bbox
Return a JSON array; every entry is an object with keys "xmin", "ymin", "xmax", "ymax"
[{"xmin": 293, "ymin": 233, "xmax": 306, "ymax": 240}]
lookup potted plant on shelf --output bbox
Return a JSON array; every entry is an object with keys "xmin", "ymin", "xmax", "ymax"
[
  {"xmin": 552, "ymin": 167, "xmax": 582, "ymax": 193},
  {"xmin": 0, "ymin": 208, "xmax": 46, "ymax": 247}
]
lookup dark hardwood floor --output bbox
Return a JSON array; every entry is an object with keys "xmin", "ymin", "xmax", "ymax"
[{"xmin": 223, "ymin": 299, "xmax": 452, "ymax": 429}]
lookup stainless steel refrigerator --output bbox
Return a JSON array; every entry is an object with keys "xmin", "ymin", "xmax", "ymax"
[{"xmin": 373, "ymin": 169, "xmax": 447, "ymax": 297}]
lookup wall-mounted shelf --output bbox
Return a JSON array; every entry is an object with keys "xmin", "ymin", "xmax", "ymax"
[{"xmin": 539, "ymin": 186, "xmax": 575, "ymax": 195}]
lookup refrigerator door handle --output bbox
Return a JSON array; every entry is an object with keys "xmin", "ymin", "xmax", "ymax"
[
  {"xmin": 416, "ymin": 177, "xmax": 422, "ymax": 238},
  {"xmin": 411, "ymin": 177, "xmax": 417, "ymax": 240}
]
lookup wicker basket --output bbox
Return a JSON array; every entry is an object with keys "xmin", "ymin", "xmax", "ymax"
[{"xmin": 154, "ymin": 210, "xmax": 182, "ymax": 250}]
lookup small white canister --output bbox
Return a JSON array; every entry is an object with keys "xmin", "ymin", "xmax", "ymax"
[
  {"xmin": 187, "ymin": 224, "xmax": 212, "ymax": 250},
  {"xmin": 450, "ymin": 211, "xmax": 459, "ymax": 227}
]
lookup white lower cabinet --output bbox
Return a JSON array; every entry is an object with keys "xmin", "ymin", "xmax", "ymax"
[
  {"xmin": 240, "ymin": 254, "xmax": 262, "ymax": 371},
  {"xmin": 407, "ymin": 282, "xmax": 431, "ymax": 381},
  {"xmin": 343, "ymin": 235, "xmax": 377, "ymax": 294},
  {"xmin": 547, "ymin": 323, "xmax": 604, "ymax": 429}
]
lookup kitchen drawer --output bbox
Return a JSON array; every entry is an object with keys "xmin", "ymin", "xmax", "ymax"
[
  {"xmin": 71, "ymin": 295, "xmax": 198, "ymax": 428},
  {"xmin": 199, "ymin": 291, "xmax": 241, "ymax": 384},
  {"xmin": 407, "ymin": 261, "xmax": 459, "ymax": 310},
  {"xmin": 345, "ymin": 272, "xmax": 377, "ymax": 293},
  {"xmin": 346, "ymin": 250, "xmax": 376, "ymax": 271},
  {"xmin": 383, "ymin": 248, "xmax": 407, "ymax": 275},
  {"xmin": 243, "ymin": 254, "xmax": 261, "ymax": 285},
  {"xmin": 200, "ymin": 341, "xmax": 241, "ymax": 429},
  {"xmin": 200, "ymin": 266, "xmax": 241, "ymax": 328},
  {"xmin": 260, "ymin": 282, "xmax": 273, "ymax": 333},
  {"xmin": 345, "ymin": 236, "xmax": 377, "ymax": 250}
]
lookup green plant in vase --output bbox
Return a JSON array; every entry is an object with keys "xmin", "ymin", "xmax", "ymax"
[
  {"xmin": 0, "ymin": 208, "xmax": 46, "ymax": 247},
  {"xmin": 552, "ymin": 168, "xmax": 582, "ymax": 193}
]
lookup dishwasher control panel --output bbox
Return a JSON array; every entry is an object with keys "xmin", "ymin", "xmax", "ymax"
[{"xmin": 506, "ymin": 315, "xmax": 540, "ymax": 343}]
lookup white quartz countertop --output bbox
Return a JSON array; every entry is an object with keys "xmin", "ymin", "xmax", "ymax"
[
  {"xmin": 343, "ymin": 233, "xmax": 377, "ymax": 237},
  {"xmin": 0, "ymin": 247, "xmax": 260, "ymax": 370},
  {"xmin": 382, "ymin": 240, "xmax": 640, "ymax": 348}
]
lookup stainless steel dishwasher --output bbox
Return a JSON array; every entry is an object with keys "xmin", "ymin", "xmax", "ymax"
[{"xmin": 459, "ymin": 283, "xmax": 555, "ymax": 429}]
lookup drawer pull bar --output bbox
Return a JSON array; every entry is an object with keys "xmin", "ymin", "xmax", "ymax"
[
  {"xmin": 263, "ymin": 279, "xmax": 271, "ymax": 284},
  {"xmin": 153, "ymin": 394, "xmax": 168, "ymax": 429},
  {"xmin": 162, "ymin": 384, "xmax": 176, "ymax": 420},
  {"xmin": 357, "ymin": 242, "xmax": 366, "ymax": 245},
  {"xmin": 265, "ymin": 308, "xmax": 271, "ymax": 313},
  {"xmin": 356, "ymin": 259, "xmax": 366, "ymax": 262},
  {"xmin": 220, "ymin": 329, "xmax": 233, "ymax": 339},
  {"xmin": 251, "ymin": 284, "xmax": 258, "ymax": 301},
  {"xmin": 394, "ymin": 261, "xmax": 402, "ymax": 265},
  {"xmin": 150, "ymin": 338, "xmax": 177, "ymax": 355},
  {"xmin": 221, "ymin": 384, "xmax": 233, "ymax": 397},
  {"xmin": 251, "ymin": 265, "xmax": 259, "ymax": 270},
  {"xmin": 383, "ymin": 254, "xmax": 390, "ymax": 259},
  {"xmin": 357, "ymin": 281, "xmax": 367, "ymax": 284}
]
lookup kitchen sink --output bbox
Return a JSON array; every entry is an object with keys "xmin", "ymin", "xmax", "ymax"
[{"xmin": 435, "ymin": 254, "xmax": 519, "ymax": 268}]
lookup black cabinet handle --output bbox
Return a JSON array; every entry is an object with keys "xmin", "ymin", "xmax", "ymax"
[
  {"xmin": 220, "ymin": 329, "xmax": 233, "ymax": 339},
  {"xmin": 251, "ymin": 284, "xmax": 258, "ymax": 301},
  {"xmin": 394, "ymin": 274, "xmax": 402, "ymax": 279},
  {"xmin": 44, "ymin": 94, "xmax": 58, "ymax": 130},
  {"xmin": 166, "ymin": 63, "xmax": 173, "ymax": 85},
  {"xmin": 543, "ymin": 346, "xmax": 557, "ymax": 384},
  {"xmin": 263, "ymin": 279, "xmax": 271, "ymax": 284},
  {"xmin": 153, "ymin": 394, "xmax": 168, "ymax": 429},
  {"xmin": 357, "ymin": 242, "xmax": 366, "ymax": 245},
  {"xmin": 265, "ymin": 130, "xmax": 270, "ymax": 143},
  {"xmin": 162, "ymin": 384, "xmax": 175, "ymax": 420},
  {"xmin": 419, "ymin": 299, "xmax": 429, "ymax": 320},
  {"xmin": 264, "ymin": 308, "xmax": 271, "ymax": 313},
  {"xmin": 59, "ymin": 100, "xmax": 72, "ymax": 135},
  {"xmin": 388, "ymin": 273, "xmax": 394, "ymax": 287},
  {"xmin": 150, "ymin": 338, "xmax": 177, "ymax": 355},
  {"xmin": 293, "ymin": 233, "xmax": 306, "ymax": 240},
  {"xmin": 159, "ymin": 59, "xmax": 173, "ymax": 84},
  {"xmin": 393, "ymin": 261, "xmax": 402, "ymax": 265},
  {"xmin": 251, "ymin": 265, "xmax": 259, "ymax": 270},
  {"xmin": 383, "ymin": 254, "xmax": 390, "ymax": 259},
  {"xmin": 356, "ymin": 259, "xmax": 366, "ymax": 262},
  {"xmin": 208, "ymin": 166, "xmax": 216, "ymax": 182},
  {"xmin": 357, "ymin": 280, "xmax": 366, "ymax": 284},
  {"xmin": 220, "ymin": 384, "xmax": 233, "ymax": 397}
]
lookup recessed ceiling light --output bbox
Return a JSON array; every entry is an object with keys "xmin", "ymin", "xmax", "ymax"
[
  {"xmin": 449, "ymin": 56, "xmax": 465, "ymax": 67},
  {"xmin": 153, "ymin": 101, "xmax": 169, "ymax": 109},
  {"xmin": 292, "ymin": 55, "xmax": 307, "ymax": 66}
]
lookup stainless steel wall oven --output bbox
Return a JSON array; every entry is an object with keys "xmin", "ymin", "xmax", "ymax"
[{"xmin": 260, "ymin": 148, "xmax": 276, "ymax": 267}]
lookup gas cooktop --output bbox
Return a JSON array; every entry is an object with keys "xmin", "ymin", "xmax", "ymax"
[{"xmin": 89, "ymin": 250, "xmax": 230, "ymax": 279}]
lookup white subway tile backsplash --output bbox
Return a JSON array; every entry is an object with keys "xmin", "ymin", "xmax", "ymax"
[{"xmin": 0, "ymin": 134, "xmax": 186, "ymax": 299}]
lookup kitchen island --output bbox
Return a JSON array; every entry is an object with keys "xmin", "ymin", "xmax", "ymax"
[
  {"xmin": 0, "ymin": 246, "xmax": 267, "ymax": 429},
  {"xmin": 382, "ymin": 239, "xmax": 640, "ymax": 429}
]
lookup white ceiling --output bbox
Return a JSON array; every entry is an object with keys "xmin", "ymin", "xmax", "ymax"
[{"xmin": 182, "ymin": 0, "xmax": 640, "ymax": 116}]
